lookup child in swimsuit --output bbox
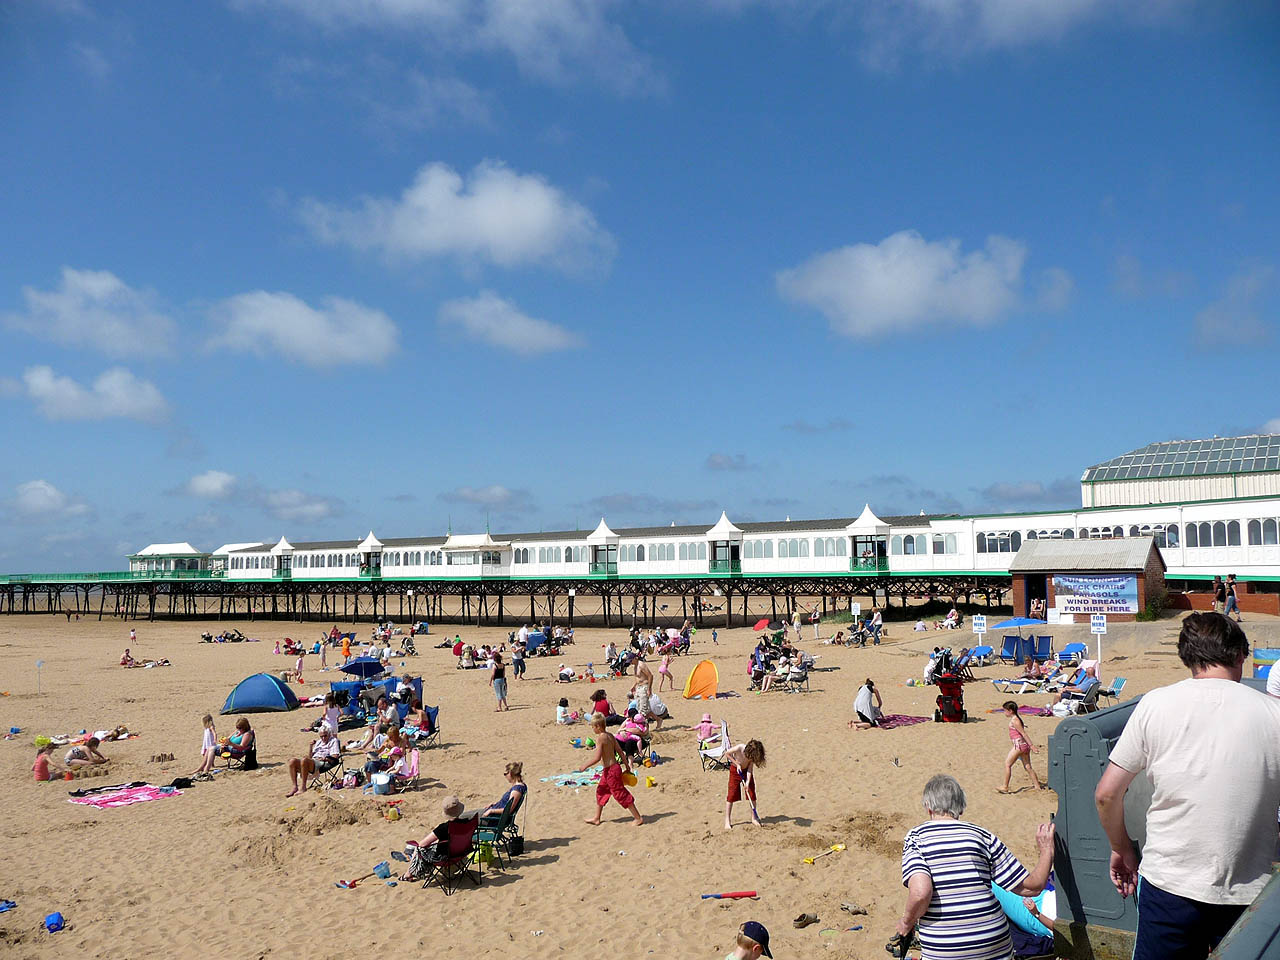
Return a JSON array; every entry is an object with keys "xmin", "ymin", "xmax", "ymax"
[
  {"xmin": 657, "ymin": 655, "xmax": 674, "ymax": 692},
  {"xmin": 1000, "ymin": 701, "xmax": 1043, "ymax": 793}
]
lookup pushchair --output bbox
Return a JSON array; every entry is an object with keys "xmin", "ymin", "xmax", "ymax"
[
  {"xmin": 934, "ymin": 674, "xmax": 967, "ymax": 723},
  {"xmin": 402, "ymin": 637, "xmax": 418, "ymax": 656}
]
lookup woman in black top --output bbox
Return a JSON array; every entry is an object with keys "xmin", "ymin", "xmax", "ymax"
[{"xmin": 490, "ymin": 652, "xmax": 509, "ymax": 711}]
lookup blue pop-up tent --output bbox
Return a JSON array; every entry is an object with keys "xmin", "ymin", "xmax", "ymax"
[{"xmin": 221, "ymin": 673, "xmax": 300, "ymax": 714}]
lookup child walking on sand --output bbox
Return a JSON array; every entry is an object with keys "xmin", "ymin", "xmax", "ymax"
[
  {"xmin": 579, "ymin": 713, "xmax": 643, "ymax": 827},
  {"xmin": 724, "ymin": 739, "xmax": 766, "ymax": 830},
  {"xmin": 192, "ymin": 714, "xmax": 218, "ymax": 776},
  {"xmin": 999, "ymin": 701, "xmax": 1044, "ymax": 793},
  {"xmin": 657, "ymin": 653, "xmax": 675, "ymax": 692}
]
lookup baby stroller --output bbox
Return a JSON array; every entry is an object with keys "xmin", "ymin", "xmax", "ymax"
[
  {"xmin": 934, "ymin": 674, "xmax": 967, "ymax": 723},
  {"xmin": 402, "ymin": 637, "xmax": 418, "ymax": 656}
]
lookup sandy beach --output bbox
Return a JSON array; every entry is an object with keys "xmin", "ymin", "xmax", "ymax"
[{"xmin": 1, "ymin": 611, "xmax": 1275, "ymax": 959}]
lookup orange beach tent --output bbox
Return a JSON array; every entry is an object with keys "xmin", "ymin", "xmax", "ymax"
[{"xmin": 683, "ymin": 659, "xmax": 718, "ymax": 700}]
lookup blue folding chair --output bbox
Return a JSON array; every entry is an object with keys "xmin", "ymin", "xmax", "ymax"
[
  {"xmin": 998, "ymin": 636, "xmax": 1020, "ymax": 663},
  {"xmin": 1032, "ymin": 636, "xmax": 1053, "ymax": 662},
  {"xmin": 1058, "ymin": 642, "xmax": 1087, "ymax": 665},
  {"xmin": 971, "ymin": 644, "xmax": 994, "ymax": 665},
  {"xmin": 1098, "ymin": 677, "xmax": 1128, "ymax": 703}
]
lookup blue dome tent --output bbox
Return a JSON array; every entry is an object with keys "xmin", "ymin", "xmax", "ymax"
[{"xmin": 221, "ymin": 672, "xmax": 300, "ymax": 714}]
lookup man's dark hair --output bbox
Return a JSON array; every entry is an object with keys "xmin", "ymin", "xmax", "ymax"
[{"xmin": 1177, "ymin": 612, "xmax": 1249, "ymax": 672}]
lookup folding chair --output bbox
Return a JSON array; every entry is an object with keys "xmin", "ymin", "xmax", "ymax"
[
  {"xmin": 422, "ymin": 816, "xmax": 481, "ymax": 895},
  {"xmin": 970, "ymin": 645, "xmax": 994, "ymax": 666},
  {"xmin": 1074, "ymin": 684, "xmax": 1103, "ymax": 714},
  {"xmin": 476, "ymin": 788, "xmax": 525, "ymax": 869},
  {"xmin": 699, "ymin": 721, "xmax": 731, "ymax": 771},
  {"xmin": 998, "ymin": 636, "xmax": 1020, "ymax": 663},
  {"xmin": 309, "ymin": 756, "xmax": 345, "ymax": 791},
  {"xmin": 1033, "ymin": 636, "xmax": 1054, "ymax": 663},
  {"xmin": 420, "ymin": 705, "xmax": 441, "ymax": 748},
  {"xmin": 221, "ymin": 740, "xmax": 258, "ymax": 771},
  {"xmin": 391, "ymin": 749, "xmax": 420, "ymax": 793},
  {"xmin": 1098, "ymin": 677, "xmax": 1128, "ymax": 704}
]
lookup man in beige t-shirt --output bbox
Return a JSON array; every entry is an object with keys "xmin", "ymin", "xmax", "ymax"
[{"xmin": 1095, "ymin": 612, "xmax": 1280, "ymax": 960}]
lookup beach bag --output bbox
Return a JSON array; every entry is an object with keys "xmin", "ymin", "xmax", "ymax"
[
  {"xmin": 470, "ymin": 842, "xmax": 494, "ymax": 866},
  {"xmin": 509, "ymin": 835, "xmax": 524, "ymax": 856}
]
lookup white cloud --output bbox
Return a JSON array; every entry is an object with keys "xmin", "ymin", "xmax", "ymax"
[
  {"xmin": 1264, "ymin": 418, "xmax": 1280, "ymax": 435},
  {"xmin": 3, "ymin": 267, "xmax": 175, "ymax": 357},
  {"xmin": 439, "ymin": 484, "xmax": 533, "ymax": 511},
  {"xmin": 239, "ymin": 0, "xmax": 659, "ymax": 94},
  {"xmin": 12, "ymin": 479, "xmax": 90, "ymax": 518},
  {"xmin": 1035, "ymin": 267, "xmax": 1075, "ymax": 311},
  {"xmin": 438, "ymin": 292, "xmax": 581, "ymax": 354},
  {"xmin": 1111, "ymin": 253, "xmax": 1191, "ymax": 299},
  {"xmin": 185, "ymin": 470, "xmax": 237, "ymax": 500},
  {"xmin": 209, "ymin": 291, "xmax": 398, "ymax": 366},
  {"xmin": 777, "ymin": 230, "xmax": 1066, "ymax": 337},
  {"xmin": 299, "ymin": 160, "xmax": 614, "ymax": 272},
  {"xmin": 705, "ymin": 453, "xmax": 753, "ymax": 471},
  {"xmin": 261, "ymin": 488, "xmax": 339, "ymax": 523},
  {"xmin": 1194, "ymin": 265, "xmax": 1274, "ymax": 347},
  {"xmin": 22, "ymin": 365, "xmax": 169, "ymax": 423},
  {"xmin": 369, "ymin": 72, "xmax": 494, "ymax": 130}
]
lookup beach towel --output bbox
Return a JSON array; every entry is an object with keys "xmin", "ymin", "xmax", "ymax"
[
  {"xmin": 69, "ymin": 785, "xmax": 182, "ymax": 808},
  {"xmin": 539, "ymin": 765, "xmax": 602, "ymax": 788},
  {"xmin": 876, "ymin": 714, "xmax": 931, "ymax": 730}
]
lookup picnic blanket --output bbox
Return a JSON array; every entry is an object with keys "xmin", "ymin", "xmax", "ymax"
[
  {"xmin": 539, "ymin": 765, "xmax": 602, "ymax": 788},
  {"xmin": 69, "ymin": 785, "xmax": 182, "ymax": 808},
  {"xmin": 877, "ymin": 714, "xmax": 931, "ymax": 730}
]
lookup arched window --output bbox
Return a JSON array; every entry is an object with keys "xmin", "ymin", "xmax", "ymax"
[
  {"xmin": 945, "ymin": 533, "xmax": 957, "ymax": 554},
  {"xmin": 1129, "ymin": 525, "xmax": 1140, "ymax": 537},
  {"xmin": 763, "ymin": 540, "xmax": 772, "ymax": 558},
  {"xmin": 1211, "ymin": 521, "xmax": 1226, "ymax": 547},
  {"xmin": 799, "ymin": 539, "xmax": 809, "ymax": 557},
  {"xmin": 891, "ymin": 535, "xmax": 904, "ymax": 555},
  {"xmin": 904, "ymin": 536, "xmax": 915, "ymax": 555},
  {"xmin": 1164, "ymin": 524, "xmax": 1177, "ymax": 547},
  {"xmin": 1026, "ymin": 530, "xmax": 1038, "ymax": 540},
  {"xmin": 698, "ymin": 542, "xmax": 706, "ymax": 560},
  {"xmin": 1011, "ymin": 531, "xmax": 1022, "ymax": 551},
  {"xmin": 1187, "ymin": 523, "xmax": 1199, "ymax": 547},
  {"xmin": 1079, "ymin": 528, "xmax": 1089, "ymax": 539},
  {"xmin": 1227, "ymin": 520, "xmax": 1241, "ymax": 546},
  {"xmin": 1063, "ymin": 529, "xmax": 1074, "ymax": 539},
  {"xmin": 679, "ymin": 543, "xmax": 688, "ymax": 561},
  {"xmin": 932, "ymin": 534, "xmax": 944, "ymax": 554},
  {"xmin": 915, "ymin": 534, "xmax": 927, "ymax": 554},
  {"xmin": 1249, "ymin": 520, "xmax": 1263, "ymax": 545},
  {"xmin": 637, "ymin": 545, "xmax": 645, "ymax": 562},
  {"xmin": 835, "ymin": 538, "xmax": 846, "ymax": 556},
  {"xmin": 777, "ymin": 540, "xmax": 787, "ymax": 559},
  {"xmin": 1264, "ymin": 519, "xmax": 1278, "ymax": 545},
  {"xmin": 814, "ymin": 538, "xmax": 826, "ymax": 558},
  {"xmin": 975, "ymin": 535, "xmax": 985, "ymax": 554}
]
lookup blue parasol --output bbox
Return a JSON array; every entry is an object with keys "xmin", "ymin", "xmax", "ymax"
[
  {"xmin": 339, "ymin": 656, "xmax": 387, "ymax": 679},
  {"xmin": 993, "ymin": 617, "xmax": 1046, "ymax": 636}
]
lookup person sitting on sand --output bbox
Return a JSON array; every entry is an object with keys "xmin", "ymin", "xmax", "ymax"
[
  {"xmin": 286, "ymin": 726, "xmax": 340, "ymax": 795},
  {"xmin": 588, "ymin": 689, "xmax": 620, "ymax": 725},
  {"xmin": 850, "ymin": 678, "xmax": 885, "ymax": 729},
  {"xmin": 614, "ymin": 708, "xmax": 649, "ymax": 758},
  {"xmin": 557, "ymin": 697, "xmax": 577, "ymax": 724},
  {"xmin": 482, "ymin": 761, "xmax": 527, "ymax": 818},
  {"xmin": 33, "ymin": 743, "xmax": 56, "ymax": 781},
  {"xmin": 915, "ymin": 619, "xmax": 928, "ymax": 632},
  {"xmin": 557, "ymin": 663, "xmax": 575, "ymax": 682},
  {"xmin": 401, "ymin": 795, "xmax": 472, "ymax": 879},
  {"xmin": 120, "ymin": 648, "xmax": 135, "ymax": 667},
  {"xmin": 65, "ymin": 737, "xmax": 108, "ymax": 768},
  {"xmin": 579, "ymin": 713, "xmax": 644, "ymax": 827}
]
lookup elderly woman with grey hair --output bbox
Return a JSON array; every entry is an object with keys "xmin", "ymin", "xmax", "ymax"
[{"xmin": 889, "ymin": 774, "xmax": 1055, "ymax": 960}]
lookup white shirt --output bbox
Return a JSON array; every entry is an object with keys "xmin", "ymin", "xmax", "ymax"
[
  {"xmin": 1267, "ymin": 666, "xmax": 1280, "ymax": 699},
  {"xmin": 201, "ymin": 727, "xmax": 216, "ymax": 753},
  {"xmin": 1109, "ymin": 677, "xmax": 1280, "ymax": 904},
  {"xmin": 854, "ymin": 684, "xmax": 876, "ymax": 717},
  {"xmin": 518, "ymin": 625, "xmax": 529, "ymax": 646},
  {"xmin": 323, "ymin": 706, "xmax": 341, "ymax": 734}
]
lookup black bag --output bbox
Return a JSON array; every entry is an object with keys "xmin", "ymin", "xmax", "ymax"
[
  {"xmin": 168, "ymin": 777, "xmax": 193, "ymax": 789},
  {"xmin": 509, "ymin": 835, "xmax": 524, "ymax": 856}
]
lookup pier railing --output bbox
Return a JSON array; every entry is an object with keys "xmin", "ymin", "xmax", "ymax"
[{"xmin": 0, "ymin": 570, "xmax": 220, "ymax": 584}]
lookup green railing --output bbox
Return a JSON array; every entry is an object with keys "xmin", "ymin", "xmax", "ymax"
[
  {"xmin": 589, "ymin": 561, "xmax": 618, "ymax": 576},
  {"xmin": 850, "ymin": 557, "xmax": 889, "ymax": 573},
  {"xmin": 271, "ymin": 570, "xmax": 292, "ymax": 580},
  {"xmin": 708, "ymin": 560, "xmax": 742, "ymax": 574},
  {"xmin": 358, "ymin": 568, "xmax": 383, "ymax": 579},
  {"xmin": 0, "ymin": 569, "xmax": 219, "ymax": 584}
]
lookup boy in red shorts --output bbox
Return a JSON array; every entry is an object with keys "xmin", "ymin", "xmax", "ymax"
[
  {"xmin": 724, "ymin": 739, "xmax": 766, "ymax": 830},
  {"xmin": 579, "ymin": 713, "xmax": 644, "ymax": 827}
]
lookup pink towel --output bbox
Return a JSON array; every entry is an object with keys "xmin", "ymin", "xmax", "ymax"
[
  {"xmin": 876, "ymin": 714, "xmax": 931, "ymax": 730},
  {"xmin": 69, "ymin": 786, "xmax": 182, "ymax": 808}
]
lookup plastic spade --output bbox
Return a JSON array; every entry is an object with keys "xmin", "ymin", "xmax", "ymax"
[{"xmin": 803, "ymin": 843, "xmax": 846, "ymax": 865}]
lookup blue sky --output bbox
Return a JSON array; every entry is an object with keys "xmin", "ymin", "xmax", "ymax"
[{"xmin": 2, "ymin": 0, "xmax": 1278, "ymax": 571}]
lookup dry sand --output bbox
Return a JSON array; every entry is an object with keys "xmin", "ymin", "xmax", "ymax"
[{"xmin": 0, "ymin": 612, "xmax": 1275, "ymax": 959}]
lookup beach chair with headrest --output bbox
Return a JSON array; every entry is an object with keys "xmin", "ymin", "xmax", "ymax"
[
  {"xmin": 1032, "ymin": 636, "xmax": 1054, "ymax": 662},
  {"xmin": 998, "ymin": 636, "xmax": 1020, "ymax": 663},
  {"xmin": 1098, "ymin": 677, "xmax": 1128, "ymax": 704},
  {"xmin": 699, "ymin": 720, "xmax": 731, "ymax": 771},
  {"xmin": 420, "ymin": 705, "xmax": 440, "ymax": 748},
  {"xmin": 971, "ymin": 645, "xmax": 994, "ymax": 666},
  {"xmin": 476, "ymin": 788, "xmax": 526, "ymax": 869},
  {"xmin": 421, "ymin": 815, "xmax": 481, "ymax": 895}
]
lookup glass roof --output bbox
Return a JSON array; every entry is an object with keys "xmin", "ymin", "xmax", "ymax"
[{"xmin": 1083, "ymin": 435, "xmax": 1280, "ymax": 482}]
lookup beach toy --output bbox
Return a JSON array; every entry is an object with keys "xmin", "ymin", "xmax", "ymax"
[
  {"xmin": 585, "ymin": 738, "xmax": 595, "ymax": 748},
  {"xmin": 645, "ymin": 776, "xmax": 656, "ymax": 788},
  {"xmin": 700, "ymin": 891, "xmax": 757, "ymax": 900},
  {"xmin": 8, "ymin": 727, "xmax": 19, "ymax": 734},
  {"xmin": 385, "ymin": 806, "xmax": 401, "ymax": 821},
  {"xmin": 372, "ymin": 861, "xmax": 392, "ymax": 879},
  {"xmin": 622, "ymin": 771, "xmax": 637, "ymax": 786},
  {"xmin": 803, "ymin": 843, "xmax": 846, "ymax": 865},
  {"xmin": 44, "ymin": 912, "xmax": 64, "ymax": 933},
  {"xmin": 571, "ymin": 738, "xmax": 583, "ymax": 748}
]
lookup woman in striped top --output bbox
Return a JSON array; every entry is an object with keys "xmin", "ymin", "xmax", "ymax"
[{"xmin": 893, "ymin": 774, "xmax": 1055, "ymax": 960}]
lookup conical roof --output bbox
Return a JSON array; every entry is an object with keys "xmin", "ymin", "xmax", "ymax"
[
  {"xmin": 706, "ymin": 511, "xmax": 743, "ymax": 538},
  {"xmin": 587, "ymin": 518, "xmax": 618, "ymax": 542},
  {"xmin": 846, "ymin": 504, "xmax": 889, "ymax": 534},
  {"xmin": 270, "ymin": 535, "xmax": 294, "ymax": 555},
  {"xmin": 358, "ymin": 531, "xmax": 384, "ymax": 551}
]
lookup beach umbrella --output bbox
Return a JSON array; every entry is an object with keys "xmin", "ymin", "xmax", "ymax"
[
  {"xmin": 767, "ymin": 620, "xmax": 784, "ymax": 632},
  {"xmin": 340, "ymin": 656, "xmax": 386, "ymax": 679},
  {"xmin": 992, "ymin": 617, "xmax": 1046, "ymax": 637},
  {"xmin": 753, "ymin": 618, "xmax": 770, "ymax": 631}
]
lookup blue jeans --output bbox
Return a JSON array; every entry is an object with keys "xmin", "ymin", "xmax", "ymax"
[
  {"xmin": 1134, "ymin": 877, "xmax": 1244, "ymax": 960},
  {"xmin": 1224, "ymin": 595, "xmax": 1240, "ymax": 617}
]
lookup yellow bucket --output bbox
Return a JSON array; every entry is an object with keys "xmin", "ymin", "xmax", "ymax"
[{"xmin": 622, "ymin": 771, "xmax": 638, "ymax": 787}]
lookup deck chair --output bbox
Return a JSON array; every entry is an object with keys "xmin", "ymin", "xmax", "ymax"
[
  {"xmin": 310, "ymin": 755, "xmax": 345, "ymax": 791},
  {"xmin": 998, "ymin": 636, "xmax": 1020, "ymax": 663},
  {"xmin": 391, "ymin": 749, "xmax": 420, "ymax": 793},
  {"xmin": 1044, "ymin": 666, "xmax": 1084, "ymax": 694},
  {"xmin": 1032, "ymin": 636, "xmax": 1054, "ymax": 662},
  {"xmin": 422, "ymin": 815, "xmax": 481, "ymax": 895},
  {"xmin": 992, "ymin": 666, "xmax": 1062, "ymax": 694},
  {"xmin": 1075, "ymin": 683, "xmax": 1103, "ymax": 714},
  {"xmin": 953, "ymin": 649, "xmax": 975, "ymax": 681},
  {"xmin": 1098, "ymin": 677, "xmax": 1128, "ymax": 704},
  {"xmin": 971, "ymin": 645, "xmax": 994, "ymax": 666},
  {"xmin": 1058, "ymin": 642, "xmax": 1087, "ymax": 665},
  {"xmin": 419, "ymin": 705, "xmax": 440, "ymax": 748},
  {"xmin": 221, "ymin": 740, "xmax": 258, "ymax": 771},
  {"xmin": 476, "ymin": 788, "xmax": 525, "ymax": 869},
  {"xmin": 784, "ymin": 665, "xmax": 810, "ymax": 693},
  {"xmin": 699, "ymin": 721, "xmax": 731, "ymax": 771}
]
